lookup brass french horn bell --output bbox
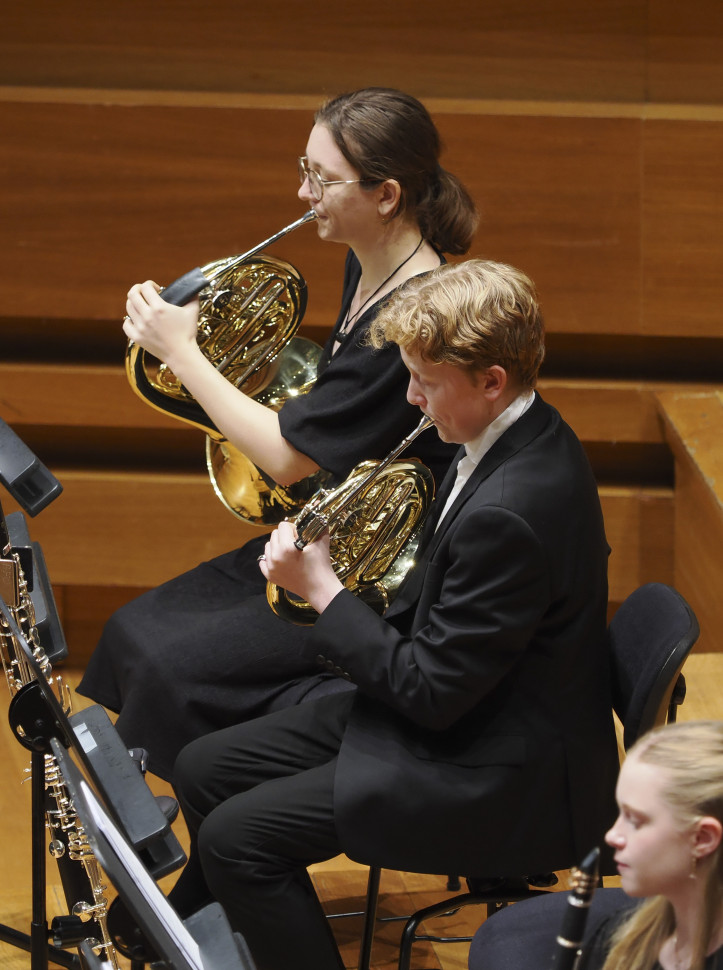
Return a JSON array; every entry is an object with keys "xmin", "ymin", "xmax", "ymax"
[{"xmin": 125, "ymin": 210, "xmax": 331, "ymax": 526}]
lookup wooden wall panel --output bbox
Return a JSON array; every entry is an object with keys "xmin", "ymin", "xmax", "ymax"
[
  {"xmin": 670, "ymin": 460, "xmax": 723, "ymax": 654},
  {"xmin": 0, "ymin": 101, "xmax": 341, "ymax": 329},
  {"xmin": 0, "ymin": 104, "xmax": 641, "ymax": 337},
  {"xmin": 643, "ymin": 121, "xmax": 723, "ymax": 338},
  {"xmin": 6, "ymin": 0, "xmax": 722, "ymax": 107},
  {"xmin": 538, "ymin": 381, "xmax": 667, "ymax": 444},
  {"xmin": 3, "ymin": 101, "xmax": 721, "ymax": 344},
  {"xmin": 649, "ymin": 0, "xmax": 723, "ymax": 104},
  {"xmin": 658, "ymin": 392, "xmax": 723, "ymax": 653},
  {"xmin": 1, "ymin": 469, "xmax": 262, "ymax": 589},
  {"xmin": 1, "ymin": 362, "xmax": 683, "ymax": 446},
  {"xmin": 437, "ymin": 114, "xmax": 642, "ymax": 336},
  {"xmin": 0, "ymin": 364, "xmax": 178, "ymax": 430},
  {"xmin": 2, "ymin": 0, "xmax": 649, "ymax": 102}
]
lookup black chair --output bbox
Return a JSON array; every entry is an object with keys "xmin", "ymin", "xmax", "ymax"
[
  {"xmin": 467, "ymin": 887, "xmax": 636, "ymax": 970},
  {"xmin": 608, "ymin": 582, "xmax": 698, "ymax": 748},
  {"xmin": 354, "ymin": 582, "xmax": 699, "ymax": 970}
]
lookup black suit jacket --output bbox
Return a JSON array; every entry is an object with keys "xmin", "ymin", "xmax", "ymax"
[{"xmin": 309, "ymin": 394, "xmax": 619, "ymax": 876}]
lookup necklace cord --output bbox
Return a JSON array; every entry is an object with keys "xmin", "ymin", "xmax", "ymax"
[{"xmin": 336, "ymin": 236, "xmax": 425, "ymax": 345}]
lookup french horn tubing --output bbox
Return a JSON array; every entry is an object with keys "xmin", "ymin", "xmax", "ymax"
[
  {"xmin": 266, "ymin": 415, "xmax": 435, "ymax": 625},
  {"xmin": 125, "ymin": 209, "xmax": 332, "ymax": 526}
]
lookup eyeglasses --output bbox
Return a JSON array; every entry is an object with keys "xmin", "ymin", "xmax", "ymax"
[{"xmin": 298, "ymin": 156, "xmax": 374, "ymax": 201}]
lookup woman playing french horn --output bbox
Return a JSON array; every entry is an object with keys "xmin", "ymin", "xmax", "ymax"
[{"xmin": 78, "ymin": 87, "xmax": 478, "ymax": 781}]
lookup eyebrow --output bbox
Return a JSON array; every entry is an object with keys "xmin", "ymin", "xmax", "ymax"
[
  {"xmin": 620, "ymin": 802, "xmax": 648, "ymax": 822},
  {"xmin": 305, "ymin": 156, "xmax": 332, "ymax": 179}
]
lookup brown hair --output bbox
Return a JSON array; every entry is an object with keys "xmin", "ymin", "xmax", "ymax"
[
  {"xmin": 315, "ymin": 87, "xmax": 479, "ymax": 255},
  {"xmin": 368, "ymin": 258, "xmax": 545, "ymax": 389}
]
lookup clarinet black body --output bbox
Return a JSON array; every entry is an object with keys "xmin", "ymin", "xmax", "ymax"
[{"xmin": 551, "ymin": 847, "xmax": 600, "ymax": 970}]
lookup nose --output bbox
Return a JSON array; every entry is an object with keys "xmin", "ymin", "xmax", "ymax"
[
  {"xmin": 298, "ymin": 177, "xmax": 313, "ymax": 203},
  {"xmin": 605, "ymin": 817, "xmax": 624, "ymax": 848},
  {"xmin": 406, "ymin": 375, "xmax": 426, "ymax": 409}
]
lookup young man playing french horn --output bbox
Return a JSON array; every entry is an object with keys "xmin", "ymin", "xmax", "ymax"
[{"xmin": 166, "ymin": 258, "xmax": 620, "ymax": 970}]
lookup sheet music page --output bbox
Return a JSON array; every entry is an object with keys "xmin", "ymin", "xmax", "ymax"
[{"xmin": 79, "ymin": 779, "xmax": 205, "ymax": 969}]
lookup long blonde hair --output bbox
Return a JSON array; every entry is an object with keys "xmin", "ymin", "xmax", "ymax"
[{"xmin": 603, "ymin": 721, "xmax": 723, "ymax": 970}]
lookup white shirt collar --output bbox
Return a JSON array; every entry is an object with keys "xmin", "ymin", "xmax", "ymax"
[
  {"xmin": 463, "ymin": 389, "xmax": 535, "ymax": 467},
  {"xmin": 434, "ymin": 390, "xmax": 535, "ymax": 530}
]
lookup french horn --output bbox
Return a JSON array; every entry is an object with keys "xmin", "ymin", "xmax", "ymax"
[
  {"xmin": 267, "ymin": 416, "xmax": 435, "ymax": 625},
  {"xmin": 126, "ymin": 210, "xmax": 333, "ymax": 526}
]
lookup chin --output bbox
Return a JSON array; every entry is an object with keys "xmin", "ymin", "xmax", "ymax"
[
  {"xmin": 315, "ymin": 222, "xmax": 338, "ymax": 244},
  {"xmin": 619, "ymin": 874, "xmax": 646, "ymax": 898}
]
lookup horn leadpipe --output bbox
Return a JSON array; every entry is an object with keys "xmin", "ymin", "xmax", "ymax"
[
  {"xmin": 293, "ymin": 414, "xmax": 434, "ymax": 549},
  {"xmin": 158, "ymin": 209, "xmax": 318, "ymax": 307}
]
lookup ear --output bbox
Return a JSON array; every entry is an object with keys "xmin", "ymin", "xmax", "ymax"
[
  {"xmin": 694, "ymin": 816, "xmax": 723, "ymax": 861},
  {"xmin": 478, "ymin": 364, "xmax": 509, "ymax": 401},
  {"xmin": 377, "ymin": 179, "xmax": 402, "ymax": 219}
]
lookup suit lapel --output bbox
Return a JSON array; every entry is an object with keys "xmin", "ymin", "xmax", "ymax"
[
  {"xmin": 385, "ymin": 394, "xmax": 552, "ymax": 619},
  {"xmin": 415, "ymin": 444, "xmax": 465, "ymax": 546}
]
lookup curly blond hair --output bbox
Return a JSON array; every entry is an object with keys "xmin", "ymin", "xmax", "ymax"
[{"xmin": 368, "ymin": 259, "xmax": 545, "ymax": 388}]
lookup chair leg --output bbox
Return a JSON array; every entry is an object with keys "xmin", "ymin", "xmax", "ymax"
[
  {"xmin": 357, "ymin": 866, "xmax": 381, "ymax": 970},
  {"xmin": 398, "ymin": 896, "xmax": 458, "ymax": 970},
  {"xmin": 396, "ymin": 880, "xmax": 553, "ymax": 970}
]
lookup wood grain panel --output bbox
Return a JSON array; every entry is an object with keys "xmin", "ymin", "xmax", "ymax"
[
  {"xmin": 2, "ymin": 103, "xmax": 648, "ymax": 337},
  {"xmin": 649, "ymin": 0, "xmax": 723, "ymax": 104},
  {"xmin": 658, "ymin": 391, "xmax": 723, "ymax": 652},
  {"xmin": 1, "ymin": 362, "xmax": 684, "ymax": 445},
  {"xmin": 538, "ymin": 380, "xmax": 668, "ymax": 443},
  {"xmin": 600, "ymin": 485, "xmax": 674, "ymax": 603},
  {"xmin": 2, "ymin": 0, "xmax": 648, "ymax": 102},
  {"xmin": 5, "ymin": 106, "xmax": 720, "ymax": 343},
  {"xmin": 671, "ymin": 460, "xmax": 723, "ymax": 653},
  {"xmin": 643, "ymin": 121, "xmax": 723, "ymax": 338},
  {"xmin": 4, "ymin": 101, "xmax": 720, "ymax": 343},
  {"xmin": 0, "ymin": 100, "xmax": 344, "ymax": 330},
  {"xmin": 0, "ymin": 363, "xmax": 179, "ymax": 430},
  {"xmin": 1, "ymin": 469, "xmax": 263, "ymax": 589},
  {"xmin": 435, "ymin": 113, "xmax": 643, "ymax": 336}
]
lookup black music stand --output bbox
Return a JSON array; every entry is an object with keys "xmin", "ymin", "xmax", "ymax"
[
  {"xmin": 0, "ymin": 416, "xmax": 63, "ymax": 517},
  {"xmin": 1, "ymin": 416, "xmax": 66, "ymax": 663},
  {"xmin": 0, "ymin": 421, "xmax": 184, "ymax": 970},
  {"xmin": 0, "ymin": 418, "xmax": 70, "ymax": 969},
  {"xmin": 0, "ymin": 597, "xmax": 187, "ymax": 970},
  {"xmin": 53, "ymin": 743, "xmax": 256, "ymax": 970}
]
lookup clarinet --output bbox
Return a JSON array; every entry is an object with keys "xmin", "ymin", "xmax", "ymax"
[{"xmin": 551, "ymin": 846, "xmax": 600, "ymax": 970}]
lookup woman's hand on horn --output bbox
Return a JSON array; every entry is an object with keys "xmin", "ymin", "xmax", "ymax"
[
  {"xmin": 123, "ymin": 280, "xmax": 201, "ymax": 371},
  {"xmin": 259, "ymin": 520, "xmax": 343, "ymax": 615}
]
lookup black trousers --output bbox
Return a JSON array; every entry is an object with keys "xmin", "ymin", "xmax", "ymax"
[{"xmin": 169, "ymin": 690, "xmax": 357, "ymax": 970}]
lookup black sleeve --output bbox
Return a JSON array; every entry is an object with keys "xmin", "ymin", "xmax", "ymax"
[{"xmin": 577, "ymin": 901, "xmax": 640, "ymax": 970}]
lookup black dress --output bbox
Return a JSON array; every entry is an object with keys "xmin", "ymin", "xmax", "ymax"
[
  {"xmin": 578, "ymin": 904, "xmax": 723, "ymax": 970},
  {"xmin": 77, "ymin": 251, "xmax": 455, "ymax": 781},
  {"xmin": 468, "ymin": 889, "xmax": 723, "ymax": 970}
]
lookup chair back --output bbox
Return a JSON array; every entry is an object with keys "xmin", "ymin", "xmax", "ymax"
[{"xmin": 609, "ymin": 582, "xmax": 699, "ymax": 750}]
